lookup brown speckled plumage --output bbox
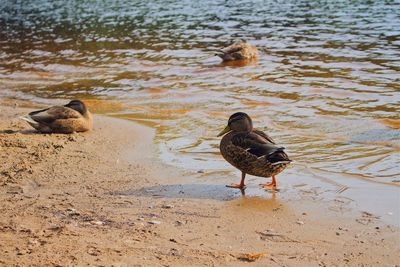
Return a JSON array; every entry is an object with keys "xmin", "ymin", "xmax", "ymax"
[
  {"xmin": 220, "ymin": 132, "xmax": 288, "ymax": 178},
  {"xmin": 20, "ymin": 100, "xmax": 93, "ymax": 134}
]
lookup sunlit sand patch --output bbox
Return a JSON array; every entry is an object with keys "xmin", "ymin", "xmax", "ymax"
[
  {"xmin": 0, "ymin": 97, "xmax": 42, "ymax": 109},
  {"xmin": 227, "ymin": 196, "xmax": 281, "ymax": 211}
]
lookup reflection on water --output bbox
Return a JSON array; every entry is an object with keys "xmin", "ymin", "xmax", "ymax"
[
  {"xmin": 0, "ymin": 0, "xmax": 399, "ymax": 183},
  {"xmin": 228, "ymin": 195, "xmax": 281, "ymax": 212}
]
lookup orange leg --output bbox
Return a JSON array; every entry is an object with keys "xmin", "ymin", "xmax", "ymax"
[
  {"xmin": 260, "ymin": 175, "xmax": 277, "ymax": 189},
  {"xmin": 226, "ymin": 172, "xmax": 246, "ymax": 189}
]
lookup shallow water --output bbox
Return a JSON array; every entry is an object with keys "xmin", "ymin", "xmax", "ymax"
[{"xmin": 1, "ymin": 0, "xmax": 399, "ymax": 186}]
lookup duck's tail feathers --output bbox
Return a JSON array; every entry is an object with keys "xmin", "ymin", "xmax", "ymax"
[
  {"xmin": 271, "ymin": 160, "xmax": 292, "ymax": 166},
  {"xmin": 267, "ymin": 147, "xmax": 291, "ymax": 165},
  {"xmin": 19, "ymin": 115, "xmax": 38, "ymax": 125}
]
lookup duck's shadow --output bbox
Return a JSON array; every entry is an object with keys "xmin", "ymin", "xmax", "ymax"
[{"xmin": 111, "ymin": 184, "xmax": 249, "ymax": 201}]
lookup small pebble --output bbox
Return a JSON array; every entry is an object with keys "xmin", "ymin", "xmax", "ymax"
[
  {"xmin": 296, "ymin": 220, "xmax": 304, "ymax": 225},
  {"xmin": 66, "ymin": 208, "xmax": 79, "ymax": 216},
  {"xmin": 68, "ymin": 136, "xmax": 77, "ymax": 142},
  {"xmin": 162, "ymin": 204, "xmax": 174, "ymax": 209},
  {"xmin": 148, "ymin": 220, "xmax": 161, "ymax": 225},
  {"xmin": 48, "ymin": 224, "xmax": 62, "ymax": 231}
]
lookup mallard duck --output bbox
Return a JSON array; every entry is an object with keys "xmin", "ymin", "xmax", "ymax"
[
  {"xmin": 218, "ymin": 112, "xmax": 291, "ymax": 189},
  {"xmin": 20, "ymin": 100, "xmax": 93, "ymax": 134},
  {"xmin": 215, "ymin": 41, "xmax": 258, "ymax": 61}
]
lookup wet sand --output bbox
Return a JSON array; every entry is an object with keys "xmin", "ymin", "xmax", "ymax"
[{"xmin": 0, "ymin": 102, "xmax": 399, "ymax": 266}]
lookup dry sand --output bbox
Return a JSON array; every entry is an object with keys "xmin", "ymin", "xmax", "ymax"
[{"xmin": 0, "ymin": 101, "xmax": 399, "ymax": 266}]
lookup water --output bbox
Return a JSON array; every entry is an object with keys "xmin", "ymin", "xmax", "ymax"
[{"xmin": 1, "ymin": 0, "xmax": 399, "ymax": 184}]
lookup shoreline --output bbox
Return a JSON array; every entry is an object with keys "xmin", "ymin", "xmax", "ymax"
[{"xmin": 0, "ymin": 101, "xmax": 399, "ymax": 266}]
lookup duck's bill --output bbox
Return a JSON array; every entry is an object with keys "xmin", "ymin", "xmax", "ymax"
[{"xmin": 217, "ymin": 125, "xmax": 231, "ymax": 137}]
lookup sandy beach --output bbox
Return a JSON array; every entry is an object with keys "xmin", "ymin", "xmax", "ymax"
[{"xmin": 0, "ymin": 100, "xmax": 398, "ymax": 266}]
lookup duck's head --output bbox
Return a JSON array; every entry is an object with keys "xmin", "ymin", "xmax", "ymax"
[
  {"xmin": 65, "ymin": 100, "xmax": 88, "ymax": 115},
  {"xmin": 218, "ymin": 112, "xmax": 253, "ymax": 136}
]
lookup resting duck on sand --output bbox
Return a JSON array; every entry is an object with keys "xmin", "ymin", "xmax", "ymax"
[
  {"xmin": 218, "ymin": 112, "xmax": 291, "ymax": 189},
  {"xmin": 20, "ymin": 100, "xmax": 93, "ymax": 134},
  {"xmin": 215, "ymin": 41, "xmax": 258, "ymax": 61}
]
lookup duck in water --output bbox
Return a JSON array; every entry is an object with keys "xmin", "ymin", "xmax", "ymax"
[{"xmin": 215, "ymin": 41, "xmax": 258, "ymax": 62}]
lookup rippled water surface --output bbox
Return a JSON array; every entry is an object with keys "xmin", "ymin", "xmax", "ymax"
[{"xmin": 1, "ymin": 0, "xmax": 399, "ymax": 184}]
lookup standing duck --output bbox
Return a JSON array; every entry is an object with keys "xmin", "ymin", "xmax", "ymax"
[
  {"xmin": 218, "ymin": 112, "xmax": 290, "ymax": 189},
  {"xmin": 216, "ymin": 41, "xmax": 258, "ymax": 62},
  {"xmin": 20, "ymin": 100, "xmax": 93, "ymax": 134}
]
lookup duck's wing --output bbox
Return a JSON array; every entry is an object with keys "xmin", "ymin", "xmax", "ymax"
[
  {"xmin": 253, "ymin": 129, "xmax": 276, "ymax": 144},
  {"xmin": 231, "ymin": 131, "xmax": 290, "ymax": 164},
  {"xmin": 29, "ymin": 106, "xmax": 81, "ymax": 124}
]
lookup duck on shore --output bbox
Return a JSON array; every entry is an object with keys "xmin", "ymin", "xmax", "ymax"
[
  {"xmin": 218, "ymin": 112, "xmax": 291, "ymax": 189},
  {"xmin": 215, "ymin": 41, "xmax": 258, "ymax": 62},
  {"xmin": 20, "ymin": 100, "xmax": 93, "ymax": 134}
]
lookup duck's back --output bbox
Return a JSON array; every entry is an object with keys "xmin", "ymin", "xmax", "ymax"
[{"xmin": 220, "ymin": 130, "xmax": 290, "ymax": 177}]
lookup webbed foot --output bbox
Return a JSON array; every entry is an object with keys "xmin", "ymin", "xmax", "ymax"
[{"xmin": 259, "ymin": 175, "xmax": 277, "ymax": 189}]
